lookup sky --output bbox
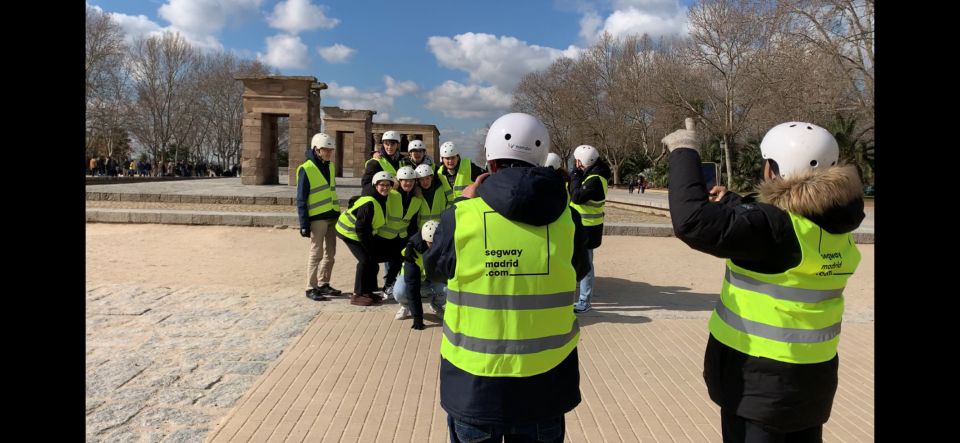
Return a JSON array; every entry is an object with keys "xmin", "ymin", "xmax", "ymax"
[{"xmin": 88, "ymin": 0, "xmax": 694, "ymax": 160}]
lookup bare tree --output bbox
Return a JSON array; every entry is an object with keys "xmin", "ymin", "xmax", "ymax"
[
  {"xmin": 126, "ymin": 32, "xmax": 199, "ymax": 174},
  {"xmin": 667, "ymin": 0, "xmax": 782, "ymax": 190},
  {"xmin": 86, "ymin": 6, "xmax": 129, "ymax": 159},
  {"xmin": 513, "ymin": 57, "xmax": 580, "ymax": 167}
]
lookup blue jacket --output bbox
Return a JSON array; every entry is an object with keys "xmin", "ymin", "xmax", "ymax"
[{"xmin": 296, "ymin": 149, "xmax": 340, "ymax": 229}]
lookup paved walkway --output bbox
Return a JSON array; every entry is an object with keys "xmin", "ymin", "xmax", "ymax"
[{"xmin": 85, "ymin": 225, "xmax": 874, "ymax": 442}]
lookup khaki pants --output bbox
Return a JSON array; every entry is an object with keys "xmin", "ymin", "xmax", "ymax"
[{"xmin": 307, "ymin": 219, "xmax": 337, "ymax": 289}]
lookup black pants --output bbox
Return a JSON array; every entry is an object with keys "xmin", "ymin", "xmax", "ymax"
[
  {"xmin": 448, "ymin": 415, "xmax": 564, "ymax": 443},
  {"xmin": 721, "ymin": 409, "xmax": 823, "ymax": 443},
  {"xmin": 343, "ymin": 237, "xmax": 402, "ymax": 295},
  {"xmin": 344, "ymin": 241, "xmax": 381, "ymax": 295}
]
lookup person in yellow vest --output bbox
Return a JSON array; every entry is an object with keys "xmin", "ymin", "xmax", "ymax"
[
  {"xmin": 414, "ymin": 163, "xmax": 449, "ymax": 229},
  {"xmin": 569, "ymin": 144, "xmax": 611, "ymax": 313},
  {"xmin": 401, "ymin": 139, "xmax": 435, "ymax": 169},
  {"xmin": 379, "ymin": 166, "xmax": 424, "ymax": 299},
  {"xmin": 297, "ymin": 133, "xmax": 343, "ymax": 301},
  {"xmin": 361, "ymin": 130, "xmax": 403, "ymax": 193},
  {"xmin": 436, "ymin": 141, "xmax": 485, "ymax": 201},
  {"xmin": 663, "ymin": 118, "xmax": 865, "ymax": 442},
  {"xmin": 393, "ymin": 220, "xmax": 446, "ymax": 328},
  {"xmin": 335, "ymin": 171, "xmax": 397, "ymax": 307},
  {"xmin": 423, "ymin": 112, "xmax": 590, "ymax": 442}
]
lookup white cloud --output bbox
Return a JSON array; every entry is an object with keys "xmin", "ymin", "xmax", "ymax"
[
  {"xmin": 105, "ymin": 11, "xmax": 164, "ymax": 44},
  {"xmin": 427, "ymin": 32, "xmax": 581, "ymax": 92},
  {"xmin": 384, "ymin": 76, "xmax": 419, "ymax": 96},
  {"xmin": 393, "ymin": 116, "xmax": 420, "ymax": 124},
  {"xmin": 580, "ymin": 1, "xmax": 688, "ymax": 44},
  {"xmin": 372, "ymin": 112, "xmax": 391, "ymax": 123},
  {"xmin": 325, "ymin": 81, "xmax": 395, "ymax": 112},
  {"xmin": 267, "ymin": 0, "xmax": 339, "ymax": 34},
  {"xmin": 317, "ymin": 44, "xmax": 355, "ymax": 63},
  {"xmin": 425, "ymin": 80, "xmax": 512, "ymax": 119},
  {"xmin": 258, "ymin": 34, "xmax": 308, "ymax": 69},
  {"xmin": 157, "ymin": 0, "xmax": 261, "ymax": 48}
]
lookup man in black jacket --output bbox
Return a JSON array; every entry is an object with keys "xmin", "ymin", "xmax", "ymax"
[
  {"xmin": 423, "ymin": 113, "xmax": 590, "ymax": 443},
  {"xmin": 296, "ymin": 133, "xmax": 342, "ymax": 301},
  {"xmin": 664, "ymin": 118, "xmax": 865, "ymax": 442},
  {"xmin": 569, "ymin": 144, "xmax": 612, "ymax": 313}
]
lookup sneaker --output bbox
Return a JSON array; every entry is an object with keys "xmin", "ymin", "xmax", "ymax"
[
  {"xmin": 350, "ymin": 293, "xmax": 374, "ymax": 306},
  {"xmin": 429, "ymin": 301, "xmax": 444, "ymax": 316},
  {"xmin": 573, "ymin": 302, "xmax": 592, "ymax": 313},
  {"xmin": 306, "ymin": 288, "xmax": 329, "ymax": 301},
  {"xmin": 316, "ymin": 283, "xmax": 342, "ymax": 296},
  {"xmin": 395, "ymin": 306, "xmax": 411, "ymax": 320},
  {"xmin": 383, "ymin": 285, "xmax": 394, "ymax": 299}
]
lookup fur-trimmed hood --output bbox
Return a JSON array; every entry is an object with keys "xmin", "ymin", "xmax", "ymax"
[{"xmin": 758, "ymin": 164, "xmax": 865, "ymax": 234}]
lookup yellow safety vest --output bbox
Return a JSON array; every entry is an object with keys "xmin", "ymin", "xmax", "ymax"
[
  {"xmin": 335, "ymin": 196, "xmax": 385, "ymax": 242},
  {"xmin": 709, "ymin": 213, "xmax": 861, "ymax": 364},
  {"xmin": 365, "ymin": 156, "xmax": 398, "ymax": 176},
  {"xmin": 417, "ymin": 185, "xmax": 450, "ymax": 228},
  {"xmin": 569, "ymin": 175, "xmax": 607, "ymax": 226},
  {"xmin": 297, "ymin": 160, "xmax": 338, "ymax": 217},
  {"xmin": 440, "ymin": 197, "xmax": 579, "ymax": 377},
  {"xmin": 398, "ymin": 245, "xmax": 426, "ymax": 281},
  {"xmin": 376, "ymin": 190, "xmax": 423, "ymax": 239},
  {"xmin": 437, "ymin": 158, "xmax": 473, "ymax": 200}
]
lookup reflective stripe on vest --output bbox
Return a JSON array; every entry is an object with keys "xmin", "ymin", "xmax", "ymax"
[
  {"xmin": 376, "ymin": 190, "xmax": 423, "ymax": 239},
  {"xmin": 569, "ymin": 175, "xmax": 607, "ymax": 226},
  {"xmin": 437, "ymin": 158, "xmax": 473, "ymax": 200},
  {"xmin": 440, "ymin": 197, "xmax": 579, "ymax": 377},
  {"xmin": 297, "ymin": 160, "xmax": 338, "ymax": 217},
  {"xmin": 334, "ymin": 196, "xmax": 385, "ymax": 242},
  {"xmin": 708, "ymin": 213, "xmax": 861, "ymax": 364}
]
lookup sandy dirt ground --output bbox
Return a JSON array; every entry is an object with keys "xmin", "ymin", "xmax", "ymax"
[{"xmin": 86, "ymin": 223, "xmax": 873, "ymax": 321}]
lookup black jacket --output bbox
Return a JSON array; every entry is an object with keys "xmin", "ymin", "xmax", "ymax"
[
  {"xmin": 423, "ymin": 166, "xmax": 590, "ymax": 425},
  {"xmin": 360, "ymin": 147, "xmax": 402, "ymax": 194},
  {"xmin": 296, "ymin": 149, "xmax": 339, "ymax": 229},
  {"xmin": 396, "ymin": 187, "xmax": 420, "ymax": 239},
  {"xmin": 668, "ymin": 147, "xmax": 865, "ymax": 432},
  {"xmin": 569, "ymin": 158, "xmax": 612, "ymax": 249}
]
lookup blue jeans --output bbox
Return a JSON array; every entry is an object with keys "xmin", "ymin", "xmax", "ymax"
[
  {"xmin": 393, "ymin": 278, "xmax": 447, "ymax": 307},
  {"xmin": 576, "ymin": 248, "xmax": 595, "ymax": 307},
  {"xmin": 447, "ymin": 415, "xmax": 564, "ymax": 443}
]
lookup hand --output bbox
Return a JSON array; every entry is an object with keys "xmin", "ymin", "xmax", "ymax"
[
  {"xmin": 411, "ymin": 318, "xmax": 426, "ymax": 330},
  {"xmin": 372, "ymin": 151, "xmax": 382, "ymax": 160},
  {"xmin": 460, "ymin": 173, "xmax": 490, "ymax": 199},
  {"xmin": 300, "ymin": 228, "xmax": 311, "ymax": 238},
  {"xmin": 662, "ymin": 118, "xmax": 699, "ymax": 153},
  {"xmin": 708, "ymin": 186, "xmax": 728, "ymax": 202}
]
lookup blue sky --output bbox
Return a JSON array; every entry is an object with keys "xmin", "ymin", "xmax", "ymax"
[{"xmin": 88, "ymin": 0, "xmax": 693, "ymax": 160}]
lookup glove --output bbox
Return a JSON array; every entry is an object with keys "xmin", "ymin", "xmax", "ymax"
[
  {"xmin": 662, "ymin": 118, "xmax": 699, "ymax": 153},
  {"xmin": 300, "ymin": 228, "xmax": 311, "ymax": 238},
  {"xmin": 411, "ymin": 317, "xmax": 425, "ymax": 330}
]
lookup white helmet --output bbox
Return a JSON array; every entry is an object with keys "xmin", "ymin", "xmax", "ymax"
[
  {"xmin": 421, "ymin": 220, "xmax": 440, "ymax": 242},
  {"xmin": 544, "ymin": 152, "xmax": 562, "ymax": 169},
  {"xmin": 573, "ymin": 145, "xmax": 600, "ymax": 168},
  {"xmin": 311, "ymin": 133, "xmax": 335, "ymax": 150},
  {"xmin": 408, "ymin": 140, "xmax": 426, "ymax": 151},
  {"xmin": 415, "ymin": 164, "xmax": 434, "ymax": 178},
  {"xmin": 382, "ymin": 131, "xmax": 401, "ymax": 142},
  {"xmin": 760, "ymin": 122, "xmax": 839, "ymax": 179},
  {"xmin": 484, "ymin": 112, "xmax": 549, "ymax": 167},
  {"xmin": 439, "ymin": 141, "xmax": 458, "ymax": 158},
  {"xmin": 396, "ymin": 166, "xmax": 418, "ymax": 180},
  {"xmin": 372, "ymin": 171, "xmax": 394, "ymax": 186}
]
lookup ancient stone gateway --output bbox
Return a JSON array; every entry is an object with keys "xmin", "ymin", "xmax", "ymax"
[
  {"xmin": 235, "ymin": 75, "xmax": 326, "ymax": 185},
  {"xmin": 323, "ymin": 106, "xmax": 440, "ymax": 177}
]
